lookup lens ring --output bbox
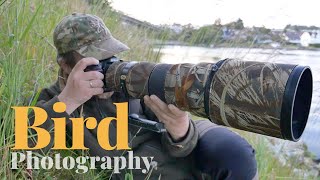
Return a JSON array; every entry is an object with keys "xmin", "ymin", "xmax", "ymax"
[{"xmin": 280, "ymin": 66, "xmax": 312, "ymax": 141}]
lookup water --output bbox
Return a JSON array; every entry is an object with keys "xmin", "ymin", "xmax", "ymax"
[{"xmin": 158, "ymin": 46, "xmax": 320, "ymax": 159}]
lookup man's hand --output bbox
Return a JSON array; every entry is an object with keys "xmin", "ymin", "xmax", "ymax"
[
  {"xmin": 144, "ymin": 95, "xmax": 189, "ymax": 141},
  {"xmin": 58, "ymin": 58, "xmax": 104, "ymax": 114}
]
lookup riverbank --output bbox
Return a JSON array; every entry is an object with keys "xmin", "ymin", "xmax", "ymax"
[
  {"xmin": 267, "ymin": 138, "xmax": 320, "ymax": 177},
  {"xmin": 155, "ymin": 41, "xmax": 320, "ymax": 51}
]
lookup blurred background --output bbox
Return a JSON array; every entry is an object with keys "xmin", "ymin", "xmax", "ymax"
[{"xmin": 0, "ymin": 0, "xmax": 319, "ymax": 179}]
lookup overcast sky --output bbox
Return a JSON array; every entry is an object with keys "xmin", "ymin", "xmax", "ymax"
[{"xmin": 111, "ymin": 0, "xmax": 319, "ymax": 29}]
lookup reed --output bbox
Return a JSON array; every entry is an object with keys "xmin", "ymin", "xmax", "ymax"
[{"xmin": 0, "ymin": 0, "xmax": 316, "ymax": 179}]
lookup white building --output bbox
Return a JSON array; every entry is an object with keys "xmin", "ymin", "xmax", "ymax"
[{"xmin": 300, "ymin": 30, "xmax": 320, "ymax": 47}]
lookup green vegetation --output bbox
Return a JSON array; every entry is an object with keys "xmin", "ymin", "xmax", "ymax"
[
  {"xmin": 0, "ymin": 0, "xmax": 318, "ymax": 179},
  {"xmin": 163, "ymin": 18, "xmax": 285, "ymax": 48},
  {"xmin": 0, "ymin": 0, "xmax": 160, "ymax": 179},
  {"xmin": 240, "ymin": 131, "xmax": 316, "ymax": 180},
  {"xmin": 164, "ymin": 18, "xmax": 320, "ymax": 49}
]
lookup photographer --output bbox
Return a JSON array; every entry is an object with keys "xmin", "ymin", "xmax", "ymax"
[{"xmin": 30, "ymin": 13, "xmax": 258, "ymax": 179}]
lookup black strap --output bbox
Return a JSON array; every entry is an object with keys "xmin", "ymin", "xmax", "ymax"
[
  {"xmin": 148, "ymin": 64, "xmax": 172, "ymax": 103},
  {"xmin": 204, "ymin": 59, "xmax": 228, "ymax": 119},
  {"xmin": 120, "ymin": 61, "xmax": 137, "ymax": 99}
]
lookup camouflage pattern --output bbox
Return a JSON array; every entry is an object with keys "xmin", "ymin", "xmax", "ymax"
[
  {"xmin": 208, "ymin": 59, "xmax": 296, "ymax": 139},
  {"xmin": 164, "ymin": 63, "xmax": 212, "ymax": 117},
  {"xmin": 54, "ymin": 13, "xmax": 129, "ymax": 60},
  {"xmin": 103, "ymin": 59, "xmax": 306, "ymax": 140},
  {"xmin": 105, "ymin": 62, "xmax": 156, "ymax": 98},
  {"xmin": 106, "ymin": 62, "xmax": 212, "ymax": 116},
  {"xmin": 126, "ymin": 62, "xmax": 156, "ymax": 98},
  {"xmin": 105, "ymin": 61, "xmax": 127, "ymax": 92}
]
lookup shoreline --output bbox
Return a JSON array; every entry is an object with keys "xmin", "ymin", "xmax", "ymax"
[{"xmin": 154, "ymin": 43, "xmax": 320, "ymax": 52}]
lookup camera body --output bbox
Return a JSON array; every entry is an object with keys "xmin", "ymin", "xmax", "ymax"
[{"xmin": 84, "ymin": 56, "xmax": 120, "ymax": 92}]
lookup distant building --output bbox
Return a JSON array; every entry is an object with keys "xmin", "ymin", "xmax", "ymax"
[
  {"xmin": 170, "ymin": 23, "xmax": 183, "ymax": 34},
  {"xmin": 222, "ymin": 27, "xmax": 235, "ymax": 40},
  {"xmin": 270, "ymin": 42, "xmax": 281, "ymax": 48},
  {"xmin": 282, "ymin": 31, "xmax": 301, "ymax": 44},
  {"xmin": 271, "ymin": 29, "xmax": 283, "ymax": 36},
  {"xmin": 300, "ymin": 30, "xmax": 320, "ymax": 47},
  {"xmin": 254, "ymin": 34, "xmax": 273, "ymax": 44}
]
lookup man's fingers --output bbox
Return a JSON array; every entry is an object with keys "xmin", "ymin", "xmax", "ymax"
[
  {"xmin": 149, "ymin": 95, "xmax": 173, "ymax": 114},
  {"xmin": 144, "ymin": 95, "xmax": 172, "ymax": 122},
  {"xmin": 150, "ymin": 95, "xmax": 167, "ymax": 107},
  {"xmin": 146, "ymin": 95, "xmax": 168, "ymax": 114},
  {"xmin": 73, "ymin": 57, "xmax": 99, "ymax": 71},
  {"xmin": 90, "ymin": 88, "xmax": 104, "ymax": 96},
  {"xmin": 168, "ymin": 104, "xmax": 186, "ymax": 117},
  {"xmin": 144, "ymin": 95, "xmax": 190, "ymax": 139},
  {"xmin": 149, "ymin": 95, "xmax": 184, "ymax": 119},
  {"xmin": 87, "ymin": 80, "xmax": 104, "ymax": 88},
  {"xmin": 144, "ymin": 95, "xmax": 161, "ymax": 114},
  {"xmin": 83, "ymin": 71, "xmax": 104, "ymax": 80}
]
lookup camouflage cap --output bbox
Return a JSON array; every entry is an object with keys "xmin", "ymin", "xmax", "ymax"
[{"xmin": 53, "ymin": 12, "xmax": 129, "ymax": 60}]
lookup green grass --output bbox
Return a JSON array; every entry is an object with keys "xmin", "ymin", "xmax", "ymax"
[
  {"xmin": 240, "ymin": 132, "xmax": 303, "ymax": 180},
  {"xmin": 0, "ymin": 0, "xmax": 160, "ymax": 179},
  {"xmin": 0, "ymin": 0, "xmax": 318, "ymax": 179}
]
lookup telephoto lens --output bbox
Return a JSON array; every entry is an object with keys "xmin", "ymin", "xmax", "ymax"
[{"xmin": 91, "ymin": 57, "xmax": 313, "ymax": 141}]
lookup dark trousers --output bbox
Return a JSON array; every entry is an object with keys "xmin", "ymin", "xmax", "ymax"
[{"xmin": 195, "ymin": 125, "xmax": 257, "ymax": 180}]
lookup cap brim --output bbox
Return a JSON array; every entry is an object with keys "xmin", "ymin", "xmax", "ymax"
[{"xmin": 76, "ymin": 36, "xmax": 130, "ymax": 60}]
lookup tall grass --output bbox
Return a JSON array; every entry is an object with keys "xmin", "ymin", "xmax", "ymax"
[
  {"xmin": 240, "ymin": 132, "xmax": 305, "ymax": 180},
  {"xmin": 0, "ymin": 0, "xmax": 317, "ymax": 179},
  {"xmin": 0, "ymin": 0, "xmax": 160, "ymax": 179}
]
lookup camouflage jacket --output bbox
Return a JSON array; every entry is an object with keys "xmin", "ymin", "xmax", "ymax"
[{"xmin": 29, "ymin": 80, "xmax": 201, "ymax": 179}]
